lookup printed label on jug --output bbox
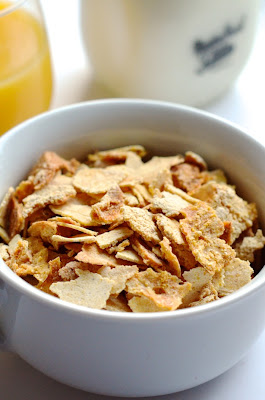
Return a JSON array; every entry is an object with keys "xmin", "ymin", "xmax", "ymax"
[{"xmin": 194, "ymin": 16, "xmax": 246, "ymax": 74}]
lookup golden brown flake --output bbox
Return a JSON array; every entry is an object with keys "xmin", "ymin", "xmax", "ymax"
[
  {"xmin": 115, "ymin": 248, "xmax": 143, "ymax": 264},
  {"xmin": 91, "ymin": 185, "xmax": 124, "ymax": 225},
  {"xmin": 0, "ymin": 227, "xmax": 9, "ymax": 244},
  {"xmin": 50, "ymin": 197, "xmax": 97, "ymax": 227},
  {"xmin": 76, "ymin": 243, "xmax": 122, "ymax": 267},
  {"xmin": 189, "ymin": 282, "xmax": 219, "ymax": 307},
  {"xmin": 151, "ymin": 191, "xmax": 190, "ymax": 217},
  {"xmin": 131, "ymin": 237, "xmax": 165, "ymax": 270},
  {"xmin": 172, "ymin": 163, "xmax": 203, "ymax": 193},
  {"xmin": 99, "ymin": 265, "xmax": 138, "ymax": 295},
  {"xmin": 50, "ymin": 269, "xmax": 114, "ymax": 309},
  {"xmin": 88, "ymin": 145, "xmax": 146, "ymax": 167},
  {"xmin": 234, "ymin": 229, "xmax": 265, "ymax": 262},
  {"xmin": 0, "ymin": 187, "xmax": 14, "ymax": 227},
  {"xmin": 155, "ymin": 214, "xmax": 184, "ymax": 245},
  {"xmin": 0, "ymin": 243, "xmax": 9, "ymax": 260},
  {"xmin": 105, "ymin": 294, "xmax": 132, "ymax": 312},
  {"xmin": 218, "ymin": 258, "xmax": 253, "ymax": 297},
  {"xmin": 126, "ymin": 268, "xmax": 191, "ymax": 311},
  {"xmin": 160, "ymin": 237, "xmax": 181, "ymax": 277},
  {"xmin": 23, "ymin": 183, "xmax": 76, "ymax": 218},
  {"xmin": 28, "ymin": 220, "xmax": 57, "ymax": 243},
  {"xmin": 29, "ymin": 151, "xmax": 79, "ymax": 190},
  {"xmin": 122, "ymin": 205, "xmax": 161, "ymax": 244},
  {"xmin": 191, "ymin": 182, "xmax": 257, "ymax": 243},
  {"xmin": 184, "ymin": 151, "xmax": 207, "ymax": 170},
  {"xmin": 180, "ymin": 203, "xmax": 235, "ymax": 274},
  {"xmin": 73, "ymin": 164, "xmax": 127, "ymax": 195},
  {"xmin": 96, "ymin": 226, "xmax": 133, "ymax": 249}
]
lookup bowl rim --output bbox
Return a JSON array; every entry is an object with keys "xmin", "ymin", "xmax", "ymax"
[{"xmin": 1, "ymin": 98, "xmax": 265, "ymax": 322}]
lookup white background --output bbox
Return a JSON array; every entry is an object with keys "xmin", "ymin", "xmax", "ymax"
[{"xmin": 1, "ymin": 1, "xmax": 265, "ymax": 399}]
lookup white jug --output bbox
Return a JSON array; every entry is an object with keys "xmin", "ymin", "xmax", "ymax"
[{"xmin": 81, "ymin": 0, "xmax": 261, "ymax": 106}]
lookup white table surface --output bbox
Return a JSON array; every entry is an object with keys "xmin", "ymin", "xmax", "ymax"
[{"xmin": 1, "ymin": 1, "xmax": 265, "ymax": 399}]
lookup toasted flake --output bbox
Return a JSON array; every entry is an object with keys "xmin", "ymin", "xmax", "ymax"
[
  {"xmin": 164, "ymin": 184, "xmax": 200, "ymax": 204},
  {"xmin": 218, "ymin": 258, "xmax": 254, "ymax": 296},
  {"xmin": 122, "ymin": 205, "xmax": 161, "ymax": 243},
  {"xmin": 29, "ymin": 151, "xmax": 78, "ymax": 190},
  {"xmin": 5, "ymin": 195, "xmax": 24, "ymax": 238},
  {"xmin": 50, "ymin": 198, "xmax": 97, "ymax": 226},
  {"xmin": 6, "ymin": 237, "xmax": 34, "ymax": 277},
  {"xmin": 138, "ymin": 155, "xmax": 184, "ymax": 185},
  {"xmin": 151, "ymin": 245, "xmax": 163, "ymax": 259},
  {"xmin": 56, "ymin": 222, "xmax": 97, "ymax": 236},
  {"xmin": 191, "ymin": 182, "xmax": 257, "ymax": 243},
  {"xmin": 28, "ymin": 220, "xmax": 57, "ymax": 243},
  {"xmin": 88, "ymin": 145, "xmax": 146, "ymax": 166},
  {"xmin": 180, "ymin": 203, "xmax": 235, "ymax": 274},
  {"xmin": 182, "ymin": 267, "xmax": 212, "ymax": 306},
  {"xmin": 189, "ymin": 282, "xmax": 219, "ymax": 307},
  {"xmin": 123, "ymin": 191, "xmax": 139, "ymax": 207},
  {"xmin": 27, "ymin": 238, "xmax": 50, "ymax": 282},
  {"xmin": 51, "ymin": 234, "xmax": 96, "ymax": 245},
  {"xmin": 0, "ymin": 187, "xmax": 14, "ymax": 227},
  {"xmin": 105, "ymin": 294, "xmax": 131, "ymax": 312},
  {"xmin": 37, "ymin": 257, "xmax": 62, "ymax": 294},
  {"xmin": 59, "ymin": 261, "xmax": 84, "ymax": 281},
  {"xmin": 220, "ymin": 221, "xmax": 233, "ymax": 245},
  {"xmin": 234, "ymin": 229, "xmax": 265, "ymax": 262},
  {"xmin": 0, "ymin": 227, "xmax": 9, "ymax": 243},
  {"xmin": 116, "ymin": 249, "xmax": 143, "ymax": 264},
  {"xmin": 173, "ymin": 242, "xmax": 198, "ymax": 270},
  {"xmin": 99, "ymin": 265, "xmax": 138, "ymax": 295},
  {"xmin": 76, "ymin": 243, "xmax": 122, "ymax": 267},
  {"xmin": 73, "ymin": 164, "xmax": 126, "ymax": 195},
  {"xmin": 201, "ymin": 169, "xmax": 227, "ymax": 184},
  {"xmin": 96, "ymin": 227, "xmax": 133, "ymax": 249},
  {"xmin": 131, "ymin": 236, "xmax": 165, "ymax": 270},
  {"xmin": 160, "ymin": 237, "xmax": 181, "ymax": 277},
  {"xmin": 128, "ymin": 296, "xmax": 169, "ymax": 312},
  {"xmin": 155, "ymin": 214, "xmax": 184, "ymax": 245},
  {"xmin": 149, "ymin": 168, "xmax": 173, "ymax": 192},
  {"xmin": 107, "ymin": 239, "xmax": 130, "ymax": 254},
  {"xmin": 126, "ymin": 268, "xmax": 191, "ymax": 311},
  {"xmin": 132, "ymin": 184, "xmax": 152, "ymax": 206},
  {"xmin": 91, "ymin": 185, "xmax": 124, "ymax": 224},
  {"xmin": 50, "ymin": 269, "xmax": 113, "ymax": 309},
  {"xmin": 23, "ymin": 183, "xmax": 76, "ymax": 218},
  {"xmin": 151, "ymin": 191, "xmax": 190, "ymax": 217},
  {"xmin": 0, "ymin": 243, "xmax": 9, "ymax": 260},
  {"xmin": 125, "ymin": 152, "xmax": 144, "ymax": 169},
  {"xmin": 172, "ymin": 163, "xmax": 203, "ymax": 193},
  {"xmin": 185, "ymin": 151, "xmax": 207, "ymax": 170},
  {"xmin": 14, "ymin": 180, "xmax": 35, "ymax": 202}
]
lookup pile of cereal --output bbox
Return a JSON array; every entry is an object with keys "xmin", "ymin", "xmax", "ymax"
[{"xmin": 0, "ymin": 146, "xmax": 264, "ymax": 312}]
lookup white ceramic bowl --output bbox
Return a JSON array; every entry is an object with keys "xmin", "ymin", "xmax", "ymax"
[{"xmin": 1, "ymin": 99, "xmax": 265, "ymax": 397}]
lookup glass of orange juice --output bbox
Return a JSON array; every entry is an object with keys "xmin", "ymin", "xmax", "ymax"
[{"xmin": 0, "ymin": 0, "xmax": 52, "ymax": 135}]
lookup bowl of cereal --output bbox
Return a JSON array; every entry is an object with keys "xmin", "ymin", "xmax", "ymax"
[{"xmin": 0, "ymin": 99, "xmax": 265, "ymax": 397}]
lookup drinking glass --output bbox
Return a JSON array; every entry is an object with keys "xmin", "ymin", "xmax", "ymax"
[{"xmin": 0, "ymin": 0, "xmax": 53, "ymax": 135}]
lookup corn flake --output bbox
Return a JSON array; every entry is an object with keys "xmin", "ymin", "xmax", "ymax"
[
  {"xmin": 50, "ymin": 269, "xmax": 114, "ymax": 309},
  {"xmin": 122, "ymin": 205, "xmax": 161, "ymax": 244},
  {"xmin": 126, "ymin": 268, "xmax": 191, "ymax": 311}
]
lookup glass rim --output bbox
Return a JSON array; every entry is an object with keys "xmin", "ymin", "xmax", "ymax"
[{"xmin": 0, "ymin": 0, "xmax": 27, "ymax": 17}]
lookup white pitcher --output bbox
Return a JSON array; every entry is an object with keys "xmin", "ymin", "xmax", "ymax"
[{"xmin": 81, "ymin": 0, "xmax": 261, "ymax": 107}]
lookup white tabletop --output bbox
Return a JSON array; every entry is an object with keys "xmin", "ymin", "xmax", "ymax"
[{"xmin": 1, "ymin": 1, "xmax": 265, "ymax": 399}]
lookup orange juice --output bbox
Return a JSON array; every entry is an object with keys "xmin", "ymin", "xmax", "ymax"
[{"xmin": 0, "ymin": 1, "xmax": 52, "ymax": 135}]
